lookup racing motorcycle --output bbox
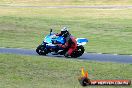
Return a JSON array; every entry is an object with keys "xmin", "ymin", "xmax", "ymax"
[{"xmin": 36, "ymin": 29, "xmax": 88, "ymax": 58}]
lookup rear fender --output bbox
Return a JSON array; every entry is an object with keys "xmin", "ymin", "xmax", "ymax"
[{"xmin": 76, "ymin": 38, "xmax": 88, "ymax": 45}]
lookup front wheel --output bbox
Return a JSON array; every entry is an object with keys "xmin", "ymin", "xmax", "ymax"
[
  {"xmin": 71, "ymin": 45, "xmax": 85, "ymax": 58},
  {"xmin": 36, "ymin": 45, "xmax": 48, "ymax": 55}
]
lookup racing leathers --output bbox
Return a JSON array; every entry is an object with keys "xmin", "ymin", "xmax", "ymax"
[{"xmin": 56, "ymin": 34, "xmax": 77, "ymax": 56}]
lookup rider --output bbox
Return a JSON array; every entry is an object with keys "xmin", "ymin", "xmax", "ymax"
[{"xmin": 56, "ymin": 27, "xmax": 77, "ymax": 57}]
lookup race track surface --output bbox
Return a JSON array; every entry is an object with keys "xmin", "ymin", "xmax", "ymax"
[{"xmin": 0, "ymin": 48, "xmax": 132, "ymax": 64}]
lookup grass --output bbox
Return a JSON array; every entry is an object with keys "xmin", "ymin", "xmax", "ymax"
[
  {"xmin": 0, "ymin": 7, "xmax": 132, "ymax": 54},
  {"xmin": 0, "ymin": 0, "xmax": 132, "ymax": 6},
  {"xmin": 0, "ymin": 54, "xmax": 132, "ymax": 88}
]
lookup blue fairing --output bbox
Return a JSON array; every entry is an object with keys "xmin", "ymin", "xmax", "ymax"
[
  {"xmin": 43, "ymin": 33, "xmax": 88, "ymax": 47},
  {"xmin": 44, "ymin": 34, "xmax": 52, "ymax": 43},
  {"xmin": 43, "ymin": 34, "xmax": 65, "ymax": 44},
  {"xmin": 52, "ymin": 36, "xmax": 65, "ymax": 44}
]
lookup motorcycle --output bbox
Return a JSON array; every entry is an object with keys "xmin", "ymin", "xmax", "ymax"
[{"xmin": 36, "ymin": 29, "xmax": 88, "ymax": 58}]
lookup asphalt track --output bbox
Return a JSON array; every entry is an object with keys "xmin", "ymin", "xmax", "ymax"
[
  {"xmin": 0, "ymin": 5, "xmax": 132, "ymax": 9},
  {"xmin": 0, "ymin": 48, "xmax": 132, "ymax": 64}
]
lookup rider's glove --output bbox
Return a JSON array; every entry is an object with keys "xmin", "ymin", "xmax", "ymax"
[{"xmin": 57, "ymin": 44, "xmax": 62, "ymax": 47}]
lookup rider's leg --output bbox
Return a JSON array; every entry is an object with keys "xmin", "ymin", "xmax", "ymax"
[
  {"xmin": 67, "ymin": 48, "xmax": 74, "ymax": 56},
  {"xmin": 65, "ymin": 47, "xmax": 75, "ymax": 57},
  {"xmin": 65, "ymin": 48, "xmax": 74, "ymax": 57}
]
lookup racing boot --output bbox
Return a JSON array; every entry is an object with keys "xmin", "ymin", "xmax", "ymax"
[{"xmin": 64, "ymin": 52, "xmax": 70, "ymax": 58}]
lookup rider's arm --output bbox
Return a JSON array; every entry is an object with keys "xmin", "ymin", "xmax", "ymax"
[
  {"xmin": 61, "ymin": 43, "xmax": 68, "ymax": 48},
  {"xmin": 57, "ymin": 43, "xmax": 68, "ymax": 49}
]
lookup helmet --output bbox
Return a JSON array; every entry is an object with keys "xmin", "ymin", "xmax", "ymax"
[
  {"xmin": 61, "ymin": 27, "xmax": 68, "ymax": 32},
  {"xmin": 61, "ymin": 27, "xmax": 70, "ymax": 38}
]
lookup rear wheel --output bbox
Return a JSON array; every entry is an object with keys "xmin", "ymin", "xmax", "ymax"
[
  {"xmin": 71, "ymin": 45, "xmax": 85, "ymax": 58},
  {"xmin": 36, "ymin": 45, "xmax": 48, "ymax": 55}
]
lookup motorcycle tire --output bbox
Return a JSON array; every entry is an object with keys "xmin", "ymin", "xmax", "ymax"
[
  {"xmin": 36, "ymin": 45, "xmax": 47, "ymax": 55},
  {"xmin": 71, "ymin": 45, "xmax": 85, "ymax": 58}
]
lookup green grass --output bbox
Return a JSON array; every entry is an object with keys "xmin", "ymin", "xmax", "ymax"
[
  {"xmin": 0, "ymin": 0, "xmax": 132, "ymax": 6},
  {"xmin": 0, "ymin": 7, "xmax": 132, "ymax": 54},
  {"xmin": 0, "ymin": 54, "xmax": 132, "ymax": 88}
]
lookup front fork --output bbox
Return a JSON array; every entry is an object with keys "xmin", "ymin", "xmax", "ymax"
[{"xmin": 42, "ymin": 42, "xmax": 56, "ymax": 53}]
